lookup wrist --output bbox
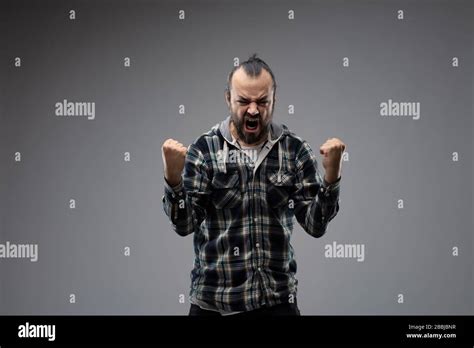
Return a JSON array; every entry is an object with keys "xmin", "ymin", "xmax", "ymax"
[
  {"xmin": 324, "ymin": 169, "xmax": 341, "ymax": 184},
  {"xmin": 165, "ymin": 175, "xmax": 182, "ymax": 187}
]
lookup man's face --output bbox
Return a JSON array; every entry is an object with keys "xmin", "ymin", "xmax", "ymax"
[{"xmin": 225, "ymin": 67, "xmax": 275, "ymax": 146}]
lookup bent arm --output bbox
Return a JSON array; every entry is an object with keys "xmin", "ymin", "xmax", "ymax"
[
  {"xmin": 292, "ymin": 141, "xmax": 341, "ymax": 238},
  {"xmin": 162, "ymin": 144, "xmax": 211, "ymax": 236}
]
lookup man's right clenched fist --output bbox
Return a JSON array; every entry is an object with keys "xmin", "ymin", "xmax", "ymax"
[{"xmin": 162, "ymin": 138, "xmax": 188, "ymax": 187}]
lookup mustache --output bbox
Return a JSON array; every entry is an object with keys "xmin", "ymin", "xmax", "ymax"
[{"xmin": 244, "ymin": 114, "xmax": 260, "ymax": 120}]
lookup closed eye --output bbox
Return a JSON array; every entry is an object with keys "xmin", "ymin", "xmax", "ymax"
[{"xmin": 237, "ymin": 100, "xmax": 268, "ymax": 105}]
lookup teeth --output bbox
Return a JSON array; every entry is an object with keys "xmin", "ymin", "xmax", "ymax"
[{"xmin": 247, "ymin": 123, "xmax": 257, "ymax": 130}]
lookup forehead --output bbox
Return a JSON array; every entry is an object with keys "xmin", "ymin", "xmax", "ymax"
[{"xmin": 231, "ymin": 67, "xmax": 273, "ymax": 98}]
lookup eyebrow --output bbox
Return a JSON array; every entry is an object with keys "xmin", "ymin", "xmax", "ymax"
[{"xmin": 236, "ymin": 95, "xmax": 268, "ymax": 102}]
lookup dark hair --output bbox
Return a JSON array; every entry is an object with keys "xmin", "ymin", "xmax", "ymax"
[{"xmin": 225, "ymin": 53, "xmax": 277, "ymax": 100}]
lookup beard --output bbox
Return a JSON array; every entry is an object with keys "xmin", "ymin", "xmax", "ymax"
[{"xmin": 230, "ymin": 111, "xmax": 272, "ymax": 145}]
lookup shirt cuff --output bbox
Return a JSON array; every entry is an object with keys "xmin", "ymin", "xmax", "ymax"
[
  {"xmin": 321, "ymin": 175, "xmax": 341, "ymax": 198},
  {"xmin": 164, "ymin": 176, "xmax": 184, "ymax": 200},
  {"xmin": 323, "ymin": 175, "xmax": 341, "ymax": 189}
]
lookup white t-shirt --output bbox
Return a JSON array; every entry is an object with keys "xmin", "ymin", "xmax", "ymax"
[{"xmin": 232, "ymin": 134, "xmax": 267, "ymax": 163}]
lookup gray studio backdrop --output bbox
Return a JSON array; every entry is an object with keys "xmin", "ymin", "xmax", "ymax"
[{"xmin": 0, "ymin": 0, "xmax": 472, "ymax": 315}]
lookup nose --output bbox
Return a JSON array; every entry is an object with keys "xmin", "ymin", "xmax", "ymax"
[{"xmin": 247, "ymin": 102, "xmax": 259, "ymax": 116}]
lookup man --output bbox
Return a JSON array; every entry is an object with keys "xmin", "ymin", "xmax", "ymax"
[{"xmin": 162, "ymin": 54, "xmax": 346, "ymax": 316}]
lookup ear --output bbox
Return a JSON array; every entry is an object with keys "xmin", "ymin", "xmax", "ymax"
[{"xmin": 225, "ymin": 90, "xmax": 231, "ymax": 108}]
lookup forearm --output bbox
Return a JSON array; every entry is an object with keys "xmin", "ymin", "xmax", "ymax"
[
  {"xmin": 162, "ymin": 177, "xmax": 198, "ymax": 237},
  {"xmin": 304, "ymin": 179, "xmax": 340, "ymax": 237}
]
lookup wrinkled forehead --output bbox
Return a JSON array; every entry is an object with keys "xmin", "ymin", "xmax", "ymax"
[{"xmin": 231, "ymin": 67, "xmax": 274, "ymax": 99}]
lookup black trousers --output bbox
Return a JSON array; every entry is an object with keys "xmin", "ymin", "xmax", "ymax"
[{"xmin": 189, "ymin": 299, "xmax": 301, "ymax": 316}]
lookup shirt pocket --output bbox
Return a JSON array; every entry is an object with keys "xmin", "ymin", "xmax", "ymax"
[
  {"xmin": 211, "ymin": 171, "xmax": 242, "ymax": 209},
  {"xmin": 267, "ymin": 171, "xmax": 296, "ymax": 209}
]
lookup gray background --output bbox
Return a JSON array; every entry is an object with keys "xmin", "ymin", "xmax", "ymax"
[{"xmin": 0, "ymin": 0, "xmax": 472, "ymax": 315}]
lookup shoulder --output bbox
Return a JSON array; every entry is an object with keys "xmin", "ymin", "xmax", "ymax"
[
  {"xmin": 189, "ymin": 122, "xmax": 222, "ymax": 157},
  {"xmin": 280, "ymin": 124, "xmax": 313, "ymax": 156}
]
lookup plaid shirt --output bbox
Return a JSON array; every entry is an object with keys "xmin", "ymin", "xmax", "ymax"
[{"xmin": 162, "ymin": 115, "xmax": 341, "ymax": 312}]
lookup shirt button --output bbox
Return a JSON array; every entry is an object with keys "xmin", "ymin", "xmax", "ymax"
[
  {"xmin": 256, "ymin": 243, "xmax": 260, "ymax": 248},
  {"xmin": 320, "ymin": 187, "xmax": 324, "ymax": 193},
  {"xmin": 258, "ymin": 267, "xmax": 261, "ymax": 272},
  {"xmin": 254, "ymin": 218, "xmax": 257, "ymax": 222},
  {"xmin": 172, "ymin": 193, "xmax": 176, "ymax": 198}
]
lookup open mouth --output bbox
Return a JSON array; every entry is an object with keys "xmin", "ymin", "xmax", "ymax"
[{"xmin": 245, "ymin": 117, "xmax": 259, "ymax": 132}]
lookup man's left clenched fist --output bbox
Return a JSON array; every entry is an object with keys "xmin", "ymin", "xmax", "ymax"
[{"xmin": 319, "ymin": 137, "xmax": 346, "ymax": 183}]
